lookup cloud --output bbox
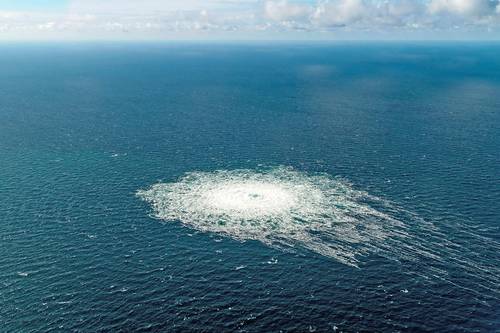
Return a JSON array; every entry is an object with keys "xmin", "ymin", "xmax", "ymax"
[
  {"xmin": 313, "ymin": 0, "xmax": 368, "ymax": 27},
  {"xmin": 0, "ymin": 0, "xmax": 500, "ymax": 39},
  {"xmin": 68, "ymin": 0, "xmax": 255, "ymax": 14},
  {"xmin": 264, "ymin": 1, "xmax": 312, "ymax": 21},
  {"xmin": 428, "ymin": 0, "xmax": 498, "ymax": 17}
]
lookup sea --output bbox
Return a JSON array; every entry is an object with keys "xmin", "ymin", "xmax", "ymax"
[{"xmin": 0, "ymin": 42, "xmax": 499, "ymax": 332}]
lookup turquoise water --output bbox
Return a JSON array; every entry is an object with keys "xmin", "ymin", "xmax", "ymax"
[{"xmin": 1, "ymin": 43, "xmax": 499, "ymax": 332}]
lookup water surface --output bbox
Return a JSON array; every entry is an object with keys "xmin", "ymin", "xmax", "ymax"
[{"xmin": 1, "ymin": 43, "xmax": 499, "ymax": 332}]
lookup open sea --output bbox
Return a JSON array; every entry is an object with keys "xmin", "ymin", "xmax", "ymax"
[{"xmin": 0, "ymin": 43, "xmax": 499, "ymax": 332}]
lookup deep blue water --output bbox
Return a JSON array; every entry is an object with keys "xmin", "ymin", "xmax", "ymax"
[{"xmin": 1, "ymin": 43, "xmax": 499, "ymax": 332}]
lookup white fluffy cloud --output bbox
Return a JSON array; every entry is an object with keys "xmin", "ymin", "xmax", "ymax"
[
  {"xmin": 264, "ymin": 1, "xmax": 311, "ymax": 21},
  {"xmin": 313, "ymin": 0, "xmax": 368, "ymax": 27},
  {"xmin": 428, "ymin": 0, "xmax": 498, "ymax": 16},
  {"xmin": 0, "ymin": 0, "xmax": 500, "ymax": 39},
  {"xmin": 262, "ymin": 0, "xmax": 500, "ymax": 31}
]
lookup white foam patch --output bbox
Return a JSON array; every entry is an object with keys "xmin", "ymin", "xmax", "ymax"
[
  {"xmin": 137, "ymin": 166, "xmax": 421, "ymax": 266},
  {"xmin": 138, "ymin": 166, "xmax": 500, "ymax": 297}
]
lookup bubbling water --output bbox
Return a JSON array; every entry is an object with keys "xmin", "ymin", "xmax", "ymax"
[
  {"xmin": 202, "ymin": 181, "xmax": 297, "ymax": 216},
  {"xmin": 138, "ymin": 166, "xmax": 500, "ymax": 296},
  {"xmin": 137, "ymin": 166, "xmax": 420, "ymax": 266}
]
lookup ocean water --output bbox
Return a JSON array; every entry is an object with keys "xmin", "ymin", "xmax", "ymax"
[{"xmin": 1, "ymin": 43, "xmax": 499, "ymax": 332}]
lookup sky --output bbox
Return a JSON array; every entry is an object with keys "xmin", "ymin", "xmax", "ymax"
[{"xmin": 1, "ymin": 0, "xmax": 500, "ymax": 40}]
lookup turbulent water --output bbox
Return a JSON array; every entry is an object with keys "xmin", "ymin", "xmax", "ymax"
[
  {"xmin": 138, "ymin": 166, "xmax": 500, "ymax": 295},
  {"xmin": 1, "ymin": 43, "xmax": 500, "ymax": 332},
  {"xmin": 138, "ymin": 167, "xmax": 414, "ymax": 266}
]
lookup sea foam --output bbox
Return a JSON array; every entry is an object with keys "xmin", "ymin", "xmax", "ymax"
[
  {"xmin": 137, "ymin": 166, "xmax": 421, "ymax": 266},
  {"xmin": 138, "ymin": 166, "xmax": 500, "ymax": 297}
]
